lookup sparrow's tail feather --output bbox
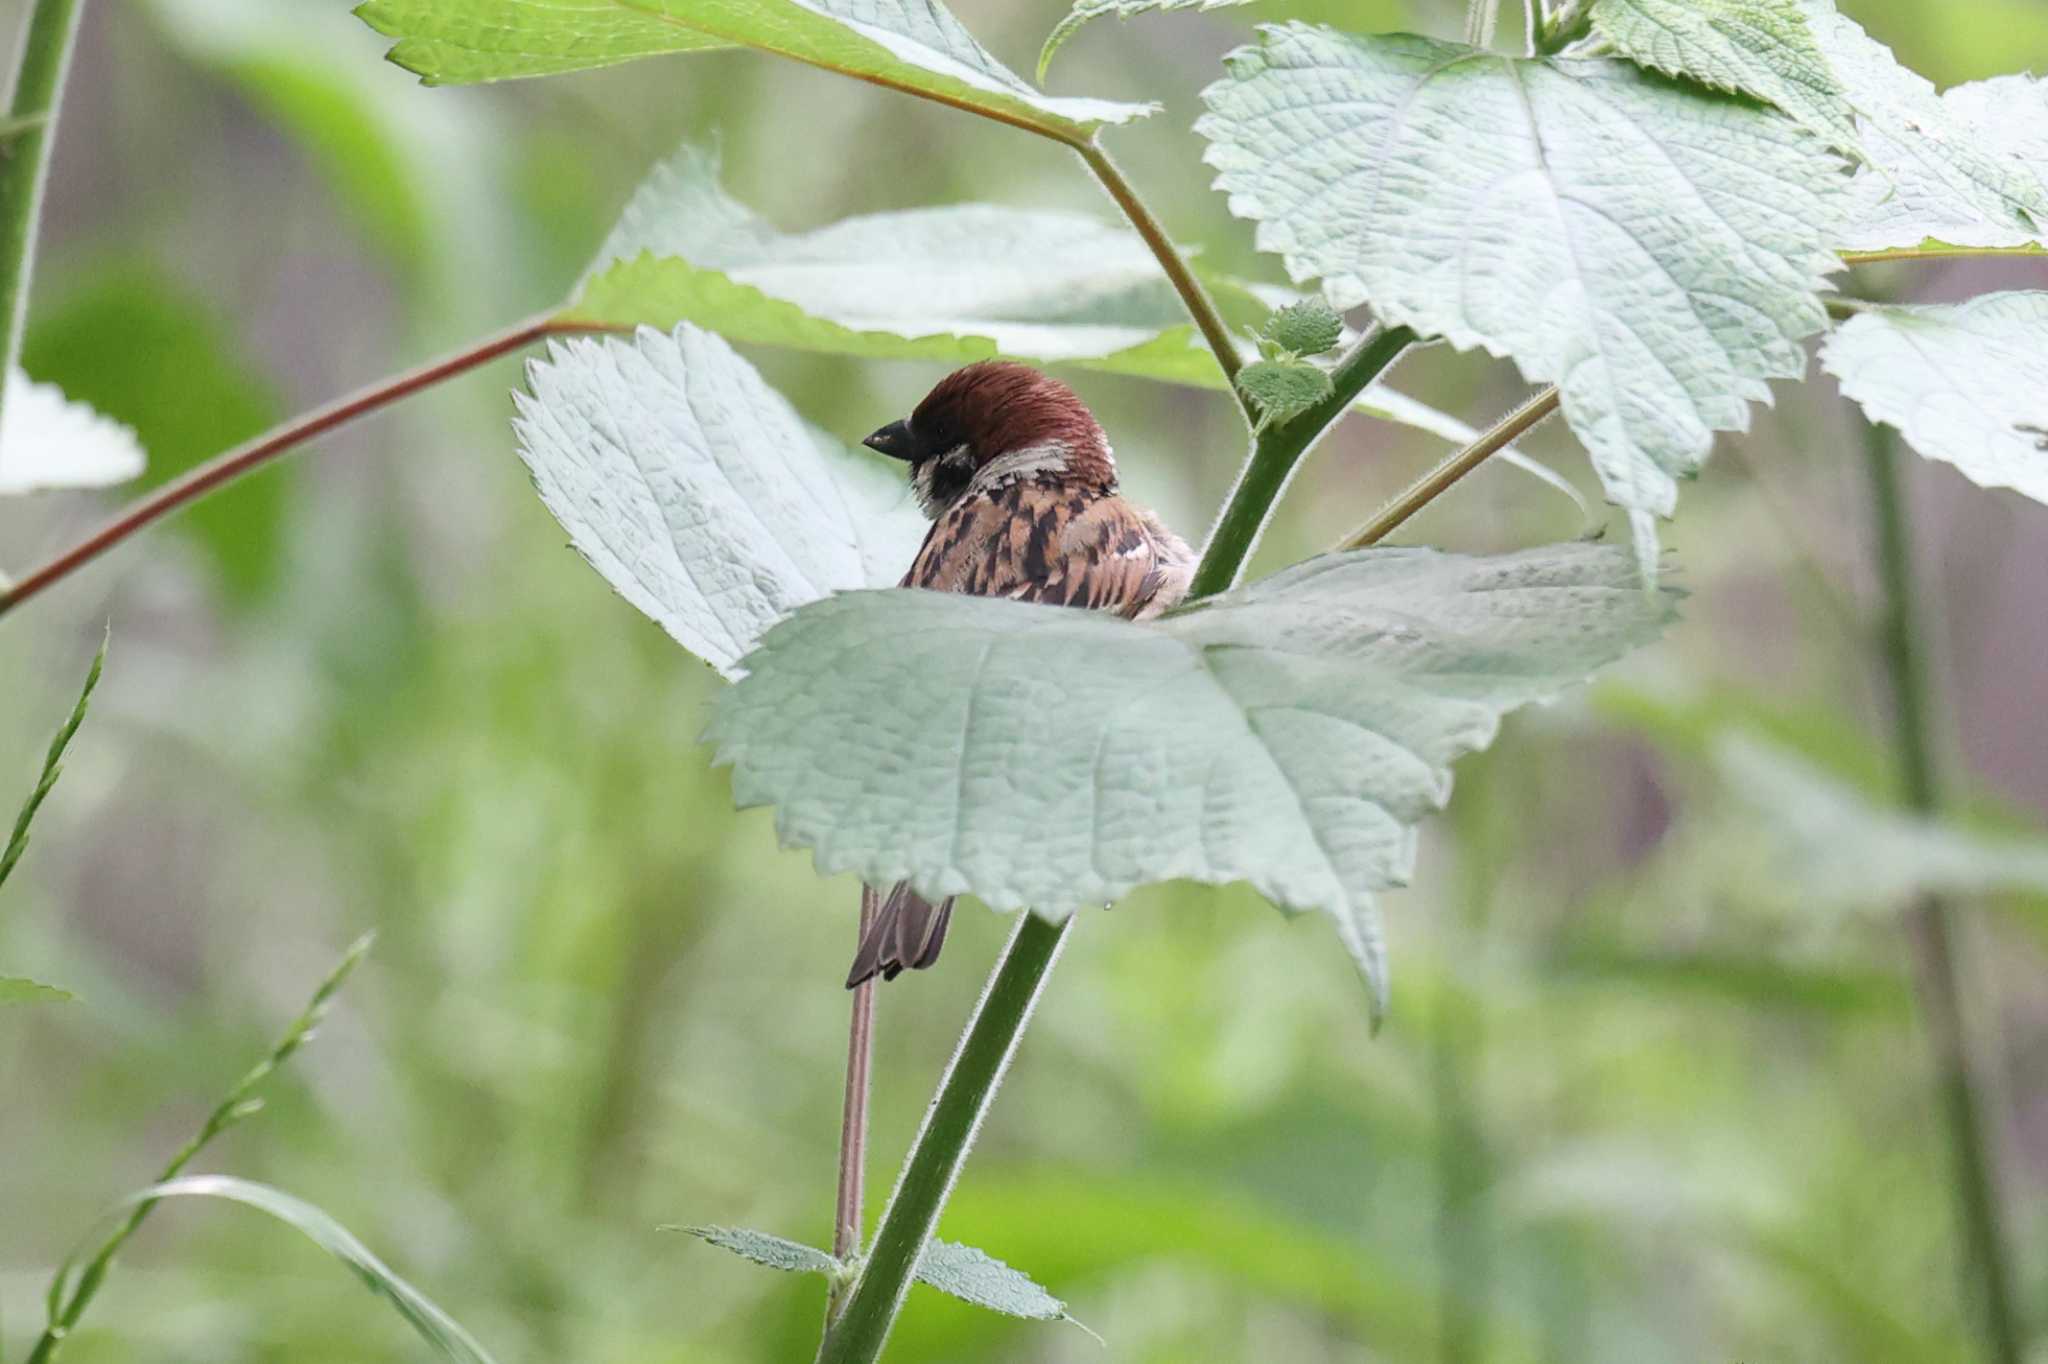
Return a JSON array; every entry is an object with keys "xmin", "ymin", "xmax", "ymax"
[{"xmin": 846, "ymin": 884, "xmax": 953, "ymax": 988}]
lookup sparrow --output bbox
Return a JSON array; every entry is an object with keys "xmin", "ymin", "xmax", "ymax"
[{"xmin": 845, "ymin": 361, "xmax": 1197, "ymax": 989}]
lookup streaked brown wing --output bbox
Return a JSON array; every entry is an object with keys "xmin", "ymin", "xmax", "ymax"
[{"xmin": 903, "ymin": 484, "xmax": 1192, "ymax": 618}]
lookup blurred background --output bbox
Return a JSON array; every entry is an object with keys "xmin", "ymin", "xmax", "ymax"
[{"xmin": 1, "ymin": 0, "xmax": 2045, "ymax": 1359}]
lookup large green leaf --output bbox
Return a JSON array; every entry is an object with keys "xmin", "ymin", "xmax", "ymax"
[
  {"xmin": 1196, "ymin": 26, "xmax": 1846, "ymax": 566},
  {"xmin": 1590, "ymin": 0, "xmax": 1858, "ymax": 151},
  {"xmin": 1802, "ymin": 4, "xmax": 2048, "ymax": 251},
  {"xmin": 0, "ymin": 372, "xmax": 145, "ymax": 496},
  {"xmin": 564, "ymin": 144, "xmax": 1260, "ymax": 371},
  {"xmin": 514, "ymin": 325, "xmax": 925, "ymax": 681},
  {"xmin": 1820, "ymin": 292, "xmax": 2048, "ymax": 503},
  {"xmin": 562, "ymin": 143, "xmax": 1547, "ymax": 447},
  {"xmin": 357, "ymin": 0, "xmax": 1152, "ymax": 139},
  {"xmin": 706, "ymin": 544, "xmax": 1676, "ymax": 1018}
]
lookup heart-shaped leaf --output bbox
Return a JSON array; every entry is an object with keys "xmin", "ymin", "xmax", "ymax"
[
  {"xmin": 1197, "ymin": 26, "xmax": 1846, "ymax": 569},
  {"xmin": 707, "ymin": 543, "xmax": 1676, "ymax": 1019}
]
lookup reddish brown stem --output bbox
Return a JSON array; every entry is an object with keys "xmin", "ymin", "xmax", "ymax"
[
  {"xmin": 0, "ymin": 313, "xmax": 620, "ymax": 619},
  {"xmin": 831, "ymin": 889, "xmax": 881, "ymax": 1309}
]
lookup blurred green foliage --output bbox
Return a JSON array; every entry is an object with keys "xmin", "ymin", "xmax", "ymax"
[{"xmin": 1, "ymin": 0, "xmax": 2044, "ymax": 1362}]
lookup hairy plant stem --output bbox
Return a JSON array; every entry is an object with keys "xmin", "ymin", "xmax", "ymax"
[
  {"xmin": 0, "ymin": 0, "xmax": 82, "ymax": 442},
  {"xmin": 1861, "ymin": 420, "xmax": 2023, "ymax": 1364},
  {"xmin": 0, "ymin": 315, "xmax": 621, "ymax": 619},
  {"xmin": 1188, "ymin": 325, "xmax": 1418, "ymax": 600},
  {"xmin": 815, "ymin": 912, "xmax": 1071, "ymax": 1364},
  {"xmin": 1338, "ymin": 386, "xmax": 1561, "ymax": 551},
  {"xmin": 1073, "ymin": 135, "xmax": 1246, "ymax": 406}
]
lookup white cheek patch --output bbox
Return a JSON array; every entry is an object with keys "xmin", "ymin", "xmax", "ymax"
[{"xmin": 967, "ymin": 439, "xmax": 1073, "ymax": 497}]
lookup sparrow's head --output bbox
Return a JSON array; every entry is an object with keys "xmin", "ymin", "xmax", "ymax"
[{"xmin": 863, "ymin": 362, "xmax": 1116, "ymax": 518}]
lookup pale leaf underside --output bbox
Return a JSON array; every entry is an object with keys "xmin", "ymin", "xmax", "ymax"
[
  {"xmin": 1801, "ymin": 4, "xmax": 2048, "ymax": 251},
  {"xmin": 707, "ymin": 544, "xmax": 1676, "ymax": 1017},
  {"xmin": 1591, "ymin": 0, "xmax": 1859, "ymax": 151},
  {"xmin": 0, "ymin": 372, "xmax": 147, "ymax": 496},
  {"xmin": 1820, "ymin": 292, "xmax": 2048, "ymax": 504},
  {"xmin": 514, "ymin": 325, "xmax": 925, "ymax": 680},
  {"xmin": 1196, "ymin": 26, "xmax": 1846, "ymax": 568}
]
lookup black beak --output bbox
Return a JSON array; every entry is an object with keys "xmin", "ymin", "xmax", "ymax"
[{"xmin": 862, "ymin": 419, "xmax": 917, "ymax": 461}]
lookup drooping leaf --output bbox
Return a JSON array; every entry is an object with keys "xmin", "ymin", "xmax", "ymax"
[
  {"xmin": 566, "ymin": 142, "xmax": 1273, "ymax": 377},
  {"xmin": 1716, "ymin": 737, "xmax": 2048, "ymax": 911},
  {"xmin": 1803, "ymin": 5, "xmax": 2048, "ymax": 251},
  {"xmin": 915, "ymin": 1238, "xmax": 1074, "ymax": 1324},
  {"xmin": 1236, "ymin": 358, "xmax": 1332, "ymax": 429},
  {"xmin": 514, "ymin": 325, "xmax": 926, "ymax": 681},
  {"xmin": 0, "ymin": 977, "xmax": 75, "ymax": 1004},
  {"xmin": 562, "ymin": 142, "xmax": 1523, "ymax": 443},
  {"xmin": 22, "ymin": 266, "xmax": 284, "ymax": 600},
  {"xmin": 707, "ymin": 543, "xmax": 1677, "ymax": 1019},
  {"xmin": 1197, "ymin": 26, "xmax": 1846, "ymax": 570},
  {"xmin": 1260, "ymin": 297, "xmax": 1343, "ymax": 357},
  {"xmin": 357, "ymin": 0, "xmax": 1153, "ymax": 139},
  {"xmin": 0, "ymin": 372, "xmax": 145, "ymax": 496},
  {"xmin": 51, "ymin": 1176, "xmax": 498, "ymax": 1364},
  {"xmin": 1038, "ymin": 0, "xmax": 1254, "ymax": 82},
  {"xmin": 1820, "ymin": 292, "xmax": 2048, "ymax": 504},
  {"xmin": 1, "ymin": 634, "xmax": 106, "ymax": 900},
  {"xmin": 670, "ymin": 1225, "xmax": 843, "ymax": 1276},
  {"xmin": 1589, "ymin": 0, "xmax": 1858, "ymax": 151}
]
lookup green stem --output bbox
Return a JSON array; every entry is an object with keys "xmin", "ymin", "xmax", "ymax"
[
  {"xmin": 1188, "ymin": 325, "xmax": 1417, "ymax": 600},
  {"xmin": 0, "ymin": 315, "xmax": 621, "ymax": 620},
  {"xmin": 814, "ymin": 912, "xmax": 1071, "ymax": 1364},
  {"xmin": 28, "ymin": 935, "xmax": 374, "ymax": 1364},
  {"xmin": 1862, "ymin": 420, "xmax": 2023, "ymax": 1364},
  {"xmin": 0, "ymin": 0, "xmax": 83, "ymax": 440},
  {"xmin": 1073, "ymin": 136, "xmax": 1247, "ymax": 407}
]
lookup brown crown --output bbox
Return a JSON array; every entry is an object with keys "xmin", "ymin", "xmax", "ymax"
[{"xmin": 911, "ymin": 362, "xmax": 1115, "ymax": 488}]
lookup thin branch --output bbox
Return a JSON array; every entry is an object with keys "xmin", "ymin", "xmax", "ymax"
[
  {"xmin": 828, "ymin": 890, "xmax": 880, "ymax": 1318},
  {"xmin": 1074, "ymin": 136, "xmax": 1247, "ymax": 405},
  {"xmin": 1188, "ymin": 325, "xmax": 1419, "ymax": 600},
  {"xmin": 1861, "ymin": 420, "xmax": 2023, "ymax": 1364},
  {"xmin": 1337, "ymin": 386, "xmax": 1561, "ymax": 551},
  {"xmin": 0, "ymin": 314, "xmax": 622, "ymax": 620}
]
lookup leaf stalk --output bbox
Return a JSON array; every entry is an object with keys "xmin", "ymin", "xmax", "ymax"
[
  {"xmin": 0, "ymin": 315, "xmax": 622, "ymax": 620},
  {"xmin": 1073, "ymin": 136, "xmax": 1247, "ymax": 407},
  {"xmin": 1337, "ymin": 385, "xmax": 1562, "ymax": 551}
]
